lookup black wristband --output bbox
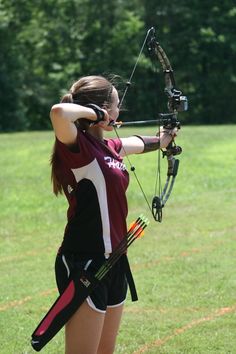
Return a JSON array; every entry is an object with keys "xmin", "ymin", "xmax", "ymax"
[
  {"xmin": 86, "ymin": 103, "xmax": 105, "ymax": 123},
  {"xmin": 134, "ymin": 135, "xmax": 160, "ymax": 153}
]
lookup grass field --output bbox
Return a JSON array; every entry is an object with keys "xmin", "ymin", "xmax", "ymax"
[{"xmin": 0, "ymin": 125, "xmax": 236, "ymax": 354}]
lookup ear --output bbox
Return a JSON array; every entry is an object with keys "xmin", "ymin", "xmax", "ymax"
[{"xmin": 101, "ymin": 100, "xmax": 111, "ymax": 110}]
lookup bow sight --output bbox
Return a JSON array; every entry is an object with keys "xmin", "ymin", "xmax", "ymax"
[{"xmin": 167, "ymin": 88, "xmax": 188, "ymax": 113}]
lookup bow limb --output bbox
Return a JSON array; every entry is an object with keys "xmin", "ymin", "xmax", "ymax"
[{"xmin": 151, "ymin": 139, "xmax": 181, "ymax": 222}]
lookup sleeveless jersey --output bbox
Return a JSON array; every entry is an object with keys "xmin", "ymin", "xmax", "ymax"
[{"xmin": 55, "ymin": 129, "xmax": 129, "ymax": 255}]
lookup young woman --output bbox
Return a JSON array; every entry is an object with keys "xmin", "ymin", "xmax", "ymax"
[{"xmin": 50, "ymin": 75, "xmax": 178, "ymax": 354}]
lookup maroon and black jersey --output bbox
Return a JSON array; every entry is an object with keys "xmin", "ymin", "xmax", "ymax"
[{"xmin": 55, "ymin": 129, "xmax": 129, "ymax": 255}]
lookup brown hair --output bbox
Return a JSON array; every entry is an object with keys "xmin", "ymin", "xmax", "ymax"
[{"xmin": 51, "ymin": 75, "xmax": 115, "ymax": 196}]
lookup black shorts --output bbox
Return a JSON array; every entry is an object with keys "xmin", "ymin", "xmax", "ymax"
[{"xmin": 55, "ymin": 252, "xmax": 128, "ymax": 313}]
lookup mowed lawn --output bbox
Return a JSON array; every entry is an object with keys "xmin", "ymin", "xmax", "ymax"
[{"xmin": 0, "ymin": 125, "xmax": 236, "ymax": 354}]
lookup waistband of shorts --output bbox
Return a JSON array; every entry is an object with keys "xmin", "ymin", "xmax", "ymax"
[{"xmin": 57, "ymin": 247, "xmax": 111, "ymax": 260}]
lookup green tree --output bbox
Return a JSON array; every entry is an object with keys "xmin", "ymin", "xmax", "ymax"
[
  {"xmin": 0, "ymin": 2, "xmax": 28, "ymax": 131},
  {"xmin": 0, "ymin": 0, "xmax": 145, "ymax": 130},
  {"xmin": 0, "ymin": 0, "xmax": 235, "ymax": 131},
  {"xmin": 141, "ymin": 0, "xmax": 236, "ymax": 124}
]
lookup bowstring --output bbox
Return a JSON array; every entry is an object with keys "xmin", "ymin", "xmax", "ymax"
[
  {"xmin": 113, "ymin": 126, "xmax": 153, "ymax": 215},
  {"xmin": 118, "ymin": 28, "xmax": 154, "ymax": 110},
  {"xmin": 150, "ymin": 55, "xmax": 163, "ymax": 206},
  {"xmin": 155, "ymin": 129, "xmax": 162, "ymax": 206},
  {"xmin": 113, "ymin": 28, "xmax": 157, "ymax": 216}
]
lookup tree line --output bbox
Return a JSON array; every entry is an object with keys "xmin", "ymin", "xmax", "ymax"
[{"xmin": 0, "ymin": 0, "xmax": 235, "ymax": 132}]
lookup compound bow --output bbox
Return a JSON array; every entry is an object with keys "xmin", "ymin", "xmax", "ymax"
[{"xmin": 113, "ymin": 27, "xmax": 188, "ymax": 222}]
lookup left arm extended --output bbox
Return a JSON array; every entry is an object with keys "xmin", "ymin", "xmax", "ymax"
[{"xmin": 119, "ymin": 127, "xmax": 178, "ymax": 157}]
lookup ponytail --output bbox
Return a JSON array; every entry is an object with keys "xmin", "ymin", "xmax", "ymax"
[{"xmin": 50, "ymin": 141, "xmax": 63, "ymax": 196}]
